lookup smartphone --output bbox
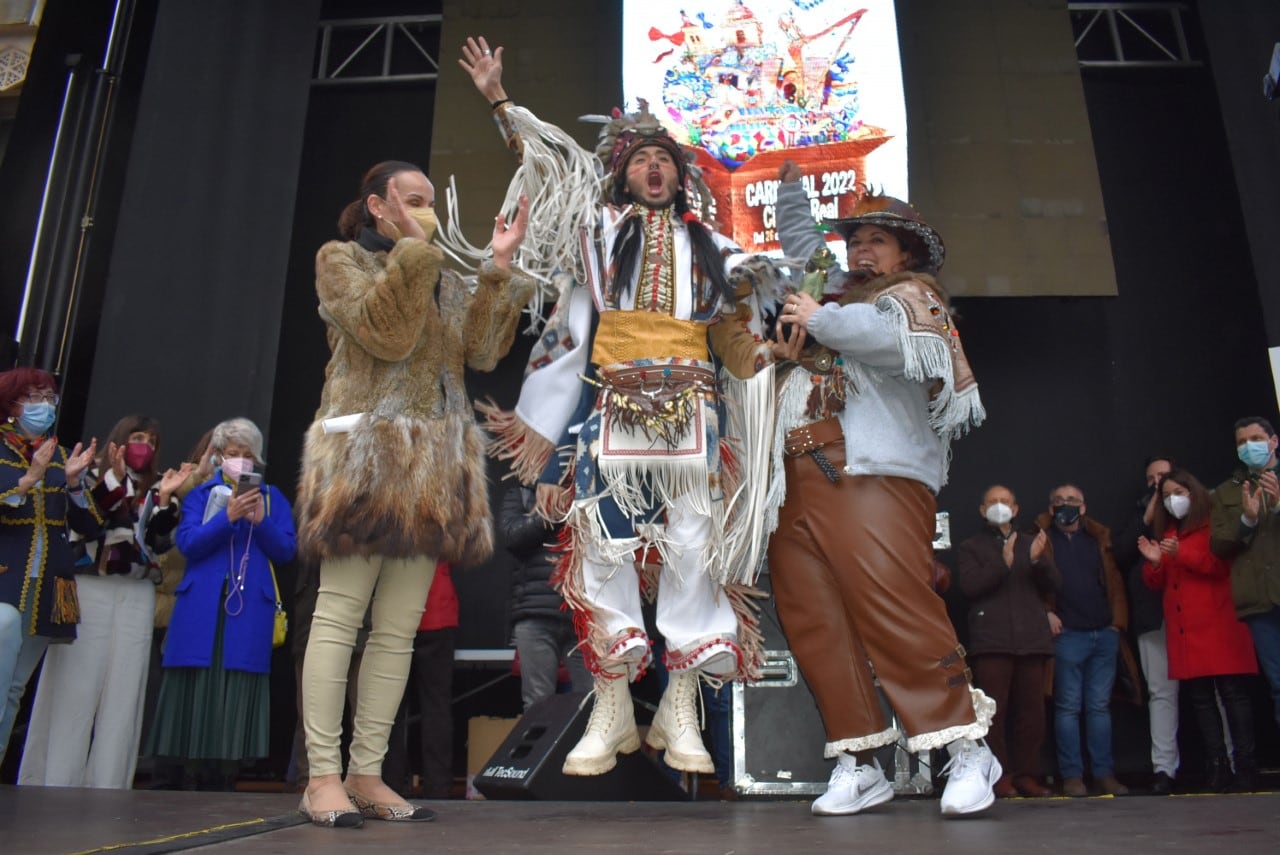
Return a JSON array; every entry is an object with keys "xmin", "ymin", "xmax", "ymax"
[{"xmin": 234, "ymin": 471, "xmax": 263, "ymax": 496}]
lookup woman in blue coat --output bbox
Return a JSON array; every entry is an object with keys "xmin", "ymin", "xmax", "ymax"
[{"xmin": 148, "ymin": 417, "xmax": 296, "ymax": 788}]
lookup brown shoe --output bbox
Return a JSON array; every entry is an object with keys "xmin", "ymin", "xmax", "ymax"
[
  {"xmin": 1062, "ymin": 777, "xmax": 1088, "ymax": 797},
  {"xmin": 993, "ymin": 774, "xmax": 1018, "ymax": 798},
  {"xmin": 1096, "ymin": 775, "xmax": 1129, "ymax": 796},
  {"xmin": 1012, "ymin": 775, "xmax": 1052, "ymax": 797}
]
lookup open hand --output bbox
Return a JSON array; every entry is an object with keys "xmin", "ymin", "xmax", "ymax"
[
  {"xmin": 1242, "ymin": 481, "xmax": 1263, "ymax": 523},
  {"xmin": 1029, "ymin": 530, "xmax": 1048, "ymax": 562},
  {"xmin": 64, "ymin": 439, "xmax": 97, "ymax": 487},
  {"xmin": 1260, "ymin": 470, "xmax": 1280, "ymax": 505},
  {"xmin": 1137, "ymin": 535, "xmax": 1163, "ymax": 564},
  {"xmin": 491, "ymin": 194, "xmax": 529, "ymax": 268},
  {"xmin": 460, "ymin": 36, "xmax": 506, "ymax": 102},
  {"xmin": 383, "ymin": 176, "xmax": 425, "ymax": 241},
  {"xmin": 1002, "ymin": 532, "xmax": 1018, "ymax": 568},
  {"xmin": 107, "ymin": 441, "xmax": 126, "ymax": 481},
  {"xmin": 158, "ymin": 462, "xmax": 195, "ymax": 505}
]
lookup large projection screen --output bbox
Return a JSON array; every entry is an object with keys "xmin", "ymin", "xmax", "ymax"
[{"xmin": 623, "ymin": 0, "xmax": 905, "ymax": 258}]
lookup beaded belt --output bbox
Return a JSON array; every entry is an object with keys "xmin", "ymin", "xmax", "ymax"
[{"xmin": 783, "ymin": 417, "xmax": 843, "ymax": 483}]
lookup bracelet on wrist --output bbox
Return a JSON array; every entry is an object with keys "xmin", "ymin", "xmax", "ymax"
[{"xmin": 490, "ymin": 97, "xmax": 512, "ymax": 110}]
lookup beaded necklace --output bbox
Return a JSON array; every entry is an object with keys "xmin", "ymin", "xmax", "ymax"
[{"xmin": 635, "ymin": 204, "xmax": 677, "ymax": 314}]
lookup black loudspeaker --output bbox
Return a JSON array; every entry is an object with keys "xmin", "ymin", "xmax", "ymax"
[{"xmin": 472, "ymin": 692, "xmax": 688, "ymax": 800}]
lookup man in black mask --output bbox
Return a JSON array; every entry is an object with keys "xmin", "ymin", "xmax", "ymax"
[{"xmin": 1036, "ymin": 484, "xmax": 1130, "ymax": 798}]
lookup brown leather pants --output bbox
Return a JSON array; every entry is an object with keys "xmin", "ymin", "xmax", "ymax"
[{"xmin": 768, "ymin": 439, "xmax": 976, "ymax": 747}]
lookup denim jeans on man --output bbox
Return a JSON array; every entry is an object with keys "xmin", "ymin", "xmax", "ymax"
[
  {"xmin": 1053, "ymin": 627, "xmax": 1119, "ymax": 779},
  {"xmin": 1245, "ymin": 606, "xmax": 1280, "ymax": 729}
]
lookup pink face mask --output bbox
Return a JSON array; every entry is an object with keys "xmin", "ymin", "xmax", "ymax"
[
  {"xmin": 221, "ymin": 456, "xmax": 255, "ymax": 481},
  {"xmin": 124, "ymin": 441, "xmax": 155, "ymax": 472}
]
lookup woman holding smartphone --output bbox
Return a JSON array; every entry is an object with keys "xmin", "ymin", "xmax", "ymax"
[{"xmin": 148, "ymin": 417, "xmax": 297, "ymax": 789}]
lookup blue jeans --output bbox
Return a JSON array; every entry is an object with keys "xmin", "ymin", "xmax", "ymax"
[
  {"xmin": 1245, "ymin": 607, "xmax": 1280, "ymax": 729},
  {"xmin": 0, "ymin": 602, "xmax": 51, "ymax": 764},
  {"xmin": 1053, "ymin": 627, "xmax": 1119, "ymax": 779}
]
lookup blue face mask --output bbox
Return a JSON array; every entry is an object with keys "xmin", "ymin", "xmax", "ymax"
[
  {"xmin": 1238, "ymin": 440, "xmax": 1273, "ymax": 470},
  {"xmin": 17, "ymin": 401, "xmax": 56, "ymax": 436}
]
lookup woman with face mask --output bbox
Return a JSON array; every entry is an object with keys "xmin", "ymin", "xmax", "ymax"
[
  {"xmin": 0, "ymin": 367, "xmax": 101, "ymax": 767},
  {"xmin": 147, "ymin": 417, "xmax": 296, "ymax": 790},
  {"xmin": 954, "ymin": 486, "xmax": 1061, "ymax": 798},
  {"xmin": 20, "ymin": 415, "xmax": 193, "ymax": 789},
  {"xmin": 1140, "ymin": 468, "xmax": 1259, "ymax": 792},
  {"xmin": 294, "ymin": 162, "xmax": 532, "ymax": 827}
]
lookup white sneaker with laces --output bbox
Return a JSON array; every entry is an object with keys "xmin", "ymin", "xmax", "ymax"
[
  {"xmin": 811, "ymin": 755, "xmax": 894, "ymax": 816},
  {"xmin": 940, "ymin": 738, "xmax": 1001, "ymax": 816}
]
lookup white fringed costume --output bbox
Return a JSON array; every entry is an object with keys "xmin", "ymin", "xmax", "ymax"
[{"xmin": 442, "ymin": 104, "xmax": 777, "ymax": 685}]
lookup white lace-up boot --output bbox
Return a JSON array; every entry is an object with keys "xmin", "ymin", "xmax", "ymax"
[
  {"xmin": 561, "ymin": 674, "xmax": 640, "ymax": 776},
  {"xmin": 940, "ymin": 737, "xmax": 1001, "ymax": 816},
  {"xmin": 645, "ymin": 670, "xmax": 714, "ymax": 773},
  {"xmin": 811, "ymin": 755, "xmax": 895, "ymax": 816}
]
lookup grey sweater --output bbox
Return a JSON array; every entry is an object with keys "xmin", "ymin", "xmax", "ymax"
[{"xmin": 774, "ymin": 180, "xmax": 958, "ymax": 493}]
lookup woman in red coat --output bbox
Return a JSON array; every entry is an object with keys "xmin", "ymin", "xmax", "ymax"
[{"xmin": 1140, "ymin": 468, "xmax": 1258, "ymax": 791}]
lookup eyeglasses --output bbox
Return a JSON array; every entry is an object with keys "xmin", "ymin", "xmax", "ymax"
[{"xmin": 20, "ymin": 391, "xmax": 60, "ymax": 405}]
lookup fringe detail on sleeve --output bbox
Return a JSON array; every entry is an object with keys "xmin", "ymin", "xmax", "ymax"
[
  {"xmin": 874, "ymin": 287, "xmax": 985, "ymax": 441},
  {"xmin": 475, "ymin": 399, "xmax": 554, "ymax": 486},
  {"xmin": 437, "ymin": 106, "xmax": 603, "ymax": 325}
]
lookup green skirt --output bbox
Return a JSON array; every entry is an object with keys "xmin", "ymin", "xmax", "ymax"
[{"xmin": 148, "ymin": 603, "xmax": 270, "ymax": 761}]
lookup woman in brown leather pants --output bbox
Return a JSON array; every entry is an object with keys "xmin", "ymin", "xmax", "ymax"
[{"xmin": 768, "ymin": 162, "xmax": 996, "ymax": 818}]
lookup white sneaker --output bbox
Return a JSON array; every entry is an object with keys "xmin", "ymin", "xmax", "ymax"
[
  {"xmin": 940, "ymin": 738, "xmax": 1001, "ymax": 816},
  {"xmin": 811, "ymin": 756, "xmax": 894, "ymax": 816}
]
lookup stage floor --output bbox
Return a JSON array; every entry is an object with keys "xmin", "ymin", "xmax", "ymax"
[{"xmin": 2, "ymin": 786, "xmax": 1279, "ymax": 855}]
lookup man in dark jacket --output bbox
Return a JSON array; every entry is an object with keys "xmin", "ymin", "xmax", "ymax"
[
  {"xmin": 498, "ymin": 485, "xmax": 589, "ymax": 710},
  {"xmin": 956, "ymin": 485, "xmax": 1060, "ymax": 798},
  {"xmin": 1113, "ymin": 455, "xmax": 1179, "ymax": 795},
  {"xmin": 1038, "ymin": 483, "xmax": 1133, "ymax": 798}
]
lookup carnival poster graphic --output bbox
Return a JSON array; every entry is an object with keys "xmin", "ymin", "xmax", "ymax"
[{"xmin": 622, "ymin": 0, "xmax": 906, "ymax": 254}]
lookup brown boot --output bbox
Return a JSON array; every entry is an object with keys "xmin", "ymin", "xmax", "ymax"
[
  {"xmin": 1062, "ymin": 777, "xmax": 1088, "ymax": 797},
  {"xmin": 1013, "ymin": 775, "xmax": 1052, "ymax": 797},
  {"xmin": 1096, "ymin": 775, "xmax": 1129, "ymax": 796}
]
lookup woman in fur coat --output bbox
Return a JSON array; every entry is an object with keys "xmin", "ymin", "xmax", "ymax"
[{"xmin": 296, "ymin": 160, "xmax": 533, "ymax": 827}]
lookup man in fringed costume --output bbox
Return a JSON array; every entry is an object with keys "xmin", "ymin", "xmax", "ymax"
[{"xmin": 452, "ymin": 38, "xmax": 777, "ymax": 777}]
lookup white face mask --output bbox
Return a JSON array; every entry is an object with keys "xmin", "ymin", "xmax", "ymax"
[
  {"xmin": 1163, "ymin": 493, "xmax": 1191, "ymax": 520},
  {"xmin": 984, "ymin": 502, "xmax": 1013, "ymax": 526}
]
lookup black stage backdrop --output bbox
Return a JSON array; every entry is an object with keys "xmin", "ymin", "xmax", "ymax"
[{"xmin": 79, "ymin": 0, "xmax": 320, "ymax": 451}]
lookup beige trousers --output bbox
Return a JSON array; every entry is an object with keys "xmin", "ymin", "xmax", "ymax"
[{"xmin": 302, "ymin": 554, "xmax": 435, "ymax": 777}]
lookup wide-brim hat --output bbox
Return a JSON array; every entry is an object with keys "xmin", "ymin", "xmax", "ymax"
[{"xmin": 824, "ymin": 194, "xmax": 946, "ymax": 271}]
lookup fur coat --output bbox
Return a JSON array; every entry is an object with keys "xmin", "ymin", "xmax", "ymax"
[{"xmin": 296, "ymin": 232, "xmax": 534, "ymax": 566}]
